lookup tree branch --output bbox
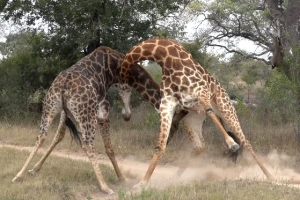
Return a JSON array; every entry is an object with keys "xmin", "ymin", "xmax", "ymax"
[{"xmin": 208, "ymin": 43, "xmax": 271, "ymax": 65}]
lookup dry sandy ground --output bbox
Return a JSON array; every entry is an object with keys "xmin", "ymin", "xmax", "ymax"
[{"xmin": 1, "ymin": 143, "xmax": 300, "ymax": 200}]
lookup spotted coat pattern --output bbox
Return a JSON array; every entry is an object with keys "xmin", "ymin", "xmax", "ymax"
[
  {"xmin": 12, "ymin": 46, "xmax": 132, "ymax": 194},
  {"xmin": 121, "ymin": 38, "xmax": 275, "ymax": 186}
]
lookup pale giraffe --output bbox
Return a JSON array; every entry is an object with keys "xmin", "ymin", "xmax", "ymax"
[
  {"xmin": 121, "ymin": 38, "xmax": 275, "ymax": 187},
  {"xmin": 122, "ymin": 62, "xmax": 242, "ymax": 163},
  {"xmin": 12, "ymin": 46, "xmax": 132, "ymax": 194}
]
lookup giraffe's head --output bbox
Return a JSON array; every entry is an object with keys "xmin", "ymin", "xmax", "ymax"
[{"xmin": 115, "ymin": 83, "xmax": 132, "ymax": 121}]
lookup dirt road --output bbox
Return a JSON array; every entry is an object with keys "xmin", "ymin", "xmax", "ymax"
[{"xmin": 1, "ymin": 143, "xmax": 300, "ymax": 200}]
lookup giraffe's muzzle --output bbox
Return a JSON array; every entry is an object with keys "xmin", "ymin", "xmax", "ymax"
[
  {"xmin": 230, "ymin": 143, "xmax": 240, "ymax": 152},
  {"xmin": 122, "ymin": 108, "xmax": 131, "ymax": 121}
]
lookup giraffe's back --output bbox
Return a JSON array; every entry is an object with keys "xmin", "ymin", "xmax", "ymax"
[{"xmin": 123, "ymin": 38, "xmax": 234, "ymax": 112}]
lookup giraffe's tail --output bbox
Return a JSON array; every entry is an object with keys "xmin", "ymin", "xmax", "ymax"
[
  {"xmin": 65, "ymin": 116, "xmax": 82, "ymax": 145},
  {"xmin": 60, "ymin": 79, "xmax": 82, "ymax": 146}
]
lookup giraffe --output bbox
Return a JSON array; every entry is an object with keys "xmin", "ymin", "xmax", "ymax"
[
  {"xmin": 122, "ymin": 62, "xmax": 242, "ymax": 163},
  {"xmin": 12, "ymin": 46, "xmax": 132, "ymax": 194},
  {"xmin": 121, "ymin": 38, "xmax": 275, "ymax": 187}
]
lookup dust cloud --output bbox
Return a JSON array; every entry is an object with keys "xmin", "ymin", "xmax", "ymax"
[
  {"xmin": 119, "ymin": 149, "xmax": 300, "ymax": 190},
  {"xmin": 2, "ymin": 143, "xmax": 300, "ymax": 200}
]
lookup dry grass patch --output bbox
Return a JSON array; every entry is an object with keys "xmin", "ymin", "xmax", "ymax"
[
  {"xmin": 1, "ymin": 102, "xmax": 300, "ymax": 168},
  {"xmin": 2, "ymin": 105, "xmax": 300, "ymax": 200},
  {"xmin": 0, "ymin": 147, "xmax": 119, "ymax": 200},
  {"xmin": 121, "ymin": 179, "xmax": 300, "ymax": 200}
]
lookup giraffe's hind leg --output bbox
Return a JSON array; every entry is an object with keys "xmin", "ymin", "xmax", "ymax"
[
  {"xmin": 212, "ymin": 94, "xmax": 274, "ymax": 180},
  {"xmin": 28, "ymin": 111, "xmax": 67, "ymax": 175},
  {"xmin": 206, "ymin": 109, "xmax": 240, "ymax": 151},
  {"xmin": 198, "ymin": 92, "xmax": 239, "ymax": 152},
  {"xmin": 12, "ymin": 104, "xmax": 59, "ymax": 182},
  {"xmin": 243, "ymin": 140, "xmax": 275, "ymax": 180},
  {"xmin": 176, "ymin": 111, "xmax": 206, "ymax": 176},
  {"xmin": 99, "ymin": 119, "xmax": 126, "ymax": 182},
  {"xmin": 12, "ymin": 134, "xmax": 47, "ymax": 182}
]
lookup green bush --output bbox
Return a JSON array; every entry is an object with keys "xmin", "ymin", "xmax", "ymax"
[{"xmin": 257, "ymin": 70, "xmax": 298, "ymax": 124}]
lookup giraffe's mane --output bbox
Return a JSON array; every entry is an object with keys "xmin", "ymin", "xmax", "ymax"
[
  {"xmin": 70, "ymin": 46, "xmax": 127, "ymax": 88},
  {"xmin": 95, "ymin": 46, "xmax": 125, "ymax": 59},
  {"xmin": 143, "ymin": 37, "xmax": 182, "ymax": 45}
]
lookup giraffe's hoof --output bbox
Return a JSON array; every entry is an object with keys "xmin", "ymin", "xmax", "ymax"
[
  {"xmin": 231, "ymin": 144, "xmax": 240, "ymax": 152},
  {"xmin": 102, "ymin": 188, "xmax": 114, "ymax": 195},
  {"xmin": 28, "ymin": 169, "xmax": 37, "ymax": 176},
  {"xmin": 123, "ymin": 115, "xmax": 131, "ymax": 121},
  {"xmin": 118, "ymin": 177, "xmax": 126, "ymax": 183},
  {"xmin": 12, "ymin": 176, "xmax": 23, "ymax": 182},
  {"xmin": 133, "ymin": 181, "xmax": 147, "ymax": 189}
]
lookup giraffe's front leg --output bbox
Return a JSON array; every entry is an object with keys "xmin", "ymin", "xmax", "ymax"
[
  {"xmin": 79, "ymin": 113, "xmax": 114, "ymax": 194},
  {"xmin": 82, "ymin": 139, "xmax": 114, "ymax": 195},
  {"xmin": 134, "ymin": 97, "xmax": 176, "ymax": 188},
  {"xmin": 99, "ymin": 119, "xmax": 126, "ymax": 182},
  {"xmin": 98, "ymin": 101, "xmax": 126, "ymax": 182}
]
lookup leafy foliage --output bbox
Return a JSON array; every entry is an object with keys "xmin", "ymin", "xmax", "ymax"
[
  {"xmin": 257, "ymin": 70, "xmax": 298, "ymax": 124},
  {"xmin": 0, "ymin": 32, "xmax": 53, "ymax": 117},
  {"xmin": 187, "ymin": 0, "xmax": 300, "ymax": 85},
  {"xmin": 0, "ymin": 0, "xmax": 192, "ymax": 118},
  {"xmin": 1, "ymin": 0, "xmax": 189, "ymax": 54}
]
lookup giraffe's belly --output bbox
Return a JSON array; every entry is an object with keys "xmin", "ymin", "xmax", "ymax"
[{"xmin": 178, "ymin": 96, "xmax": 205, "ymax": 112}]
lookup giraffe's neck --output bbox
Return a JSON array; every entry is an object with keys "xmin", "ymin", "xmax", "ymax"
[
  {"xmin": 86, "ymin": 47, "xmax": 124, "ymax": 88},
  {"xmin": 126, "ymin": 64, "xmax": 161, "ymax": 110}
]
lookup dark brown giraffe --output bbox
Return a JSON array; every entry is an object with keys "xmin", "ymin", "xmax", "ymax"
[
  {"xmin": 12, "ymin": 46, "xmax": 132, "ymax": 194},
  {"xmin": 121, "ymin": 38, "xmax": 275, "ymax": 187}
]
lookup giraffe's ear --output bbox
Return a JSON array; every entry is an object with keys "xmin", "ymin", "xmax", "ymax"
[{"xmin": 131, "ymin": 64, "xmax": 143, "ymax": 76}]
